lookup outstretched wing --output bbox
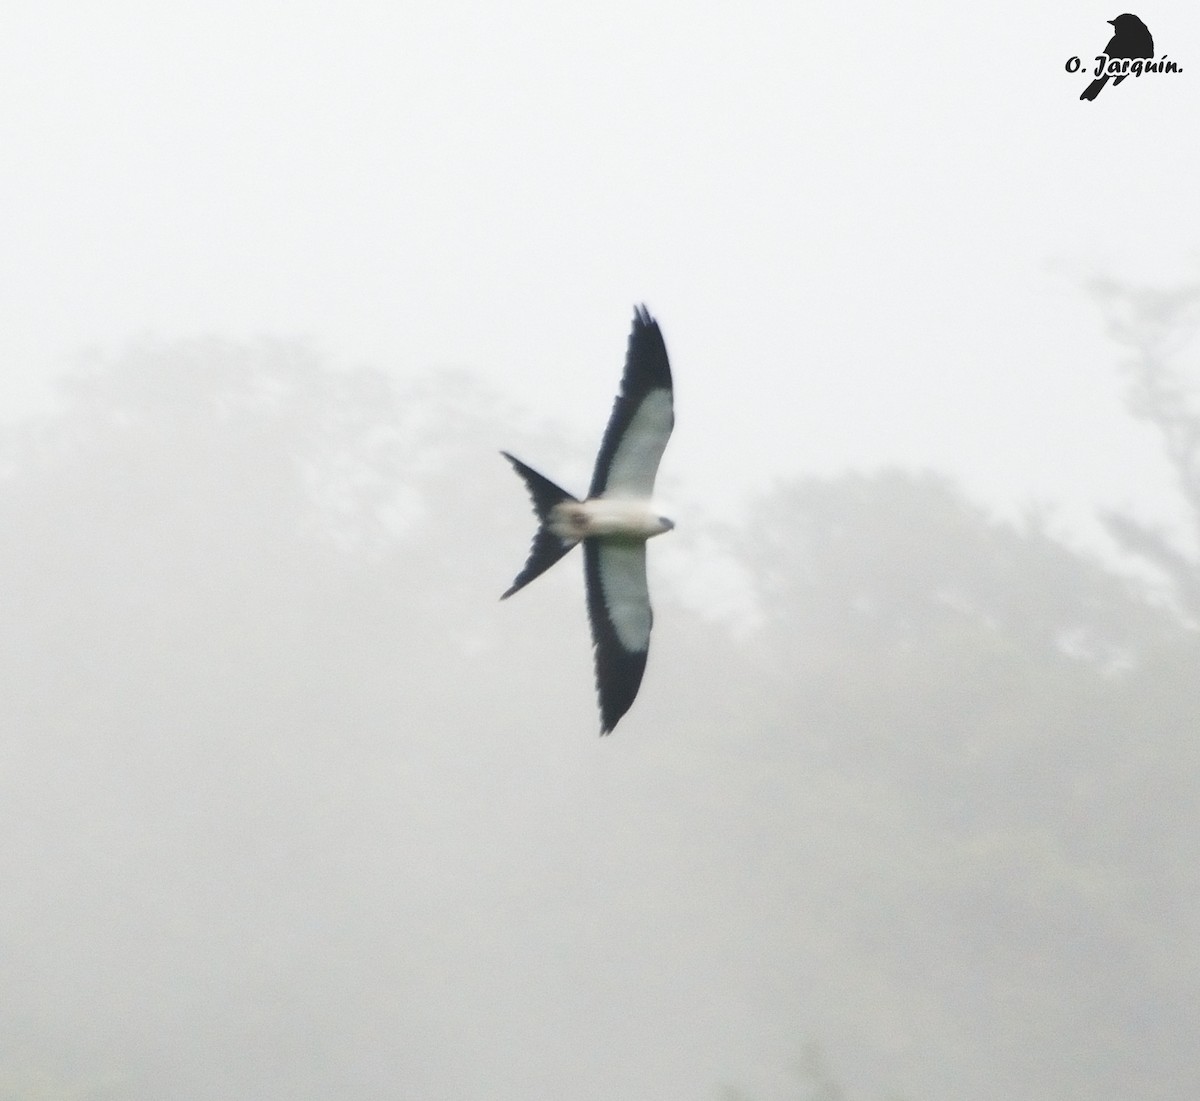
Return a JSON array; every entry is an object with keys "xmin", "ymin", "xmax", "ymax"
[
  {"xmin": 584, "ymin": 539, "xmax": 652, "ymax": 734},
  {"xmin": 588, "ymin": 305, "xmax": 674, "ymax": 500}
]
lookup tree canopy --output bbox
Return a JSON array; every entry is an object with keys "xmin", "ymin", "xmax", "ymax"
[{"xmin": 1, "ymin": 328, "xmax": 1196, "ymax": 1101}]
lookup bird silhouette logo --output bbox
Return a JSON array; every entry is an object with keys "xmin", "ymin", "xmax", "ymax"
[{"xmin": 1080, "ymin": 14, "xmax": 1155, "ymax": 100}]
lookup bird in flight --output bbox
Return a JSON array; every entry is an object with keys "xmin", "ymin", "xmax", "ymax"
[
  {"xmin": 1080, "ymin": 13, "xmax": 1154, "ymax": 100},
  {"xmin": 501, "ymin": 305, "xmax": 675, "ymax": 735}
]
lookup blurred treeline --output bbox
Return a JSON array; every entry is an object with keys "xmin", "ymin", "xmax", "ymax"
[{"xmin": 1, "ymin": 283, "xmax": 1197, "ymax": 1101}]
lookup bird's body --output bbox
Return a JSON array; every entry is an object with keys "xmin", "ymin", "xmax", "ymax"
[
  {"xmin": 1081, "ymin": 13, "xmax": 1154, "ymax": 100},
  {"xmin": 501, "ymin": 306, "xmax": 675, "ymax": 735},
  {"xmin": 547, "ymin": 497, "xmax": 674, "ymax": 543}
]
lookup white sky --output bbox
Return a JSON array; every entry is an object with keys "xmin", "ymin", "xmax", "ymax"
[{"xmin": 4, "ymin": 0, "xmax": 1200, "ymax": 541}]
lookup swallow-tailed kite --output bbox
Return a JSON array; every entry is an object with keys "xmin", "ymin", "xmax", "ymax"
[{"xmin": 501, "ymin": 305, "xmax": 675, "ymax": 735}]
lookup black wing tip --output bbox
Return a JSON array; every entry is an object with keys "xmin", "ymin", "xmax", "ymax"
[
  {"xmin": 632, "ymin": 304, "xmax": 662, "ymax": 338},
  {"xmin": 625, "ymin": 304, "xmax": 671, "ymax": 385},
  {"xmin": 591, "ymin": 635, "xmax": 647, "ymax": 736},
  {"xmin": 596, "ymin": 688, "xmax": 637, "ymax": 735},
  {"xmin": 597, "ymin": 702, "xmax": 625, "ymax": 735}
]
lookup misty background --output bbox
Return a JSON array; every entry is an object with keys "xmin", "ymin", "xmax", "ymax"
[{"xmin": 4, "ymin": 2, "xmax": 1200, "ymax": 1100}]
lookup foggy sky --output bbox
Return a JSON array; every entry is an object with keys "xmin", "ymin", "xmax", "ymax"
[
  {"xmin": 4, "ymin": 1, "xmax": 1200, "ymax": 539},
  {"xmin": 3, "ymin": 4, "xmax": 1200, "ymax": 1100}
]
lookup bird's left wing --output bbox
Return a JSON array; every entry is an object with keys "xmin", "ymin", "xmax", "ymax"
[
  {"xmin": 584, "ymin": 539, "xmax": 652, "ymax": 734},
  {"xmin": 588, "ymin": 305, "xmax": 674, "ymax": 499}
]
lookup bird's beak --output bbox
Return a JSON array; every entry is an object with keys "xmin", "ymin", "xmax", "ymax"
[{"xmin": 1107, "ymin": 18, "xmax": 1116, "ymax": 25}]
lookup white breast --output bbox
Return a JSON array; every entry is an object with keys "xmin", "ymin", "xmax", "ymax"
[{"xmin": 549, "ymin": 498, "xmax": 673, "ymax": 541}]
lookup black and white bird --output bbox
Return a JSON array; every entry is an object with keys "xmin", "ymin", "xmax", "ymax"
[{"xmin": 501, "ymin": 305, "xmax": 675, "ymax": 735}]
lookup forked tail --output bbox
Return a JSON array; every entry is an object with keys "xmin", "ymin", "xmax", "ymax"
[{"xmin": 500, "ymin": 452, "xmax": 582, "ymax": 599}]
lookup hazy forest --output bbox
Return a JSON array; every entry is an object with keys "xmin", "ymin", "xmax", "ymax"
[{"xmin": 2, "ymin": 282, "xmax": 1198, "ymax": 1101}]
